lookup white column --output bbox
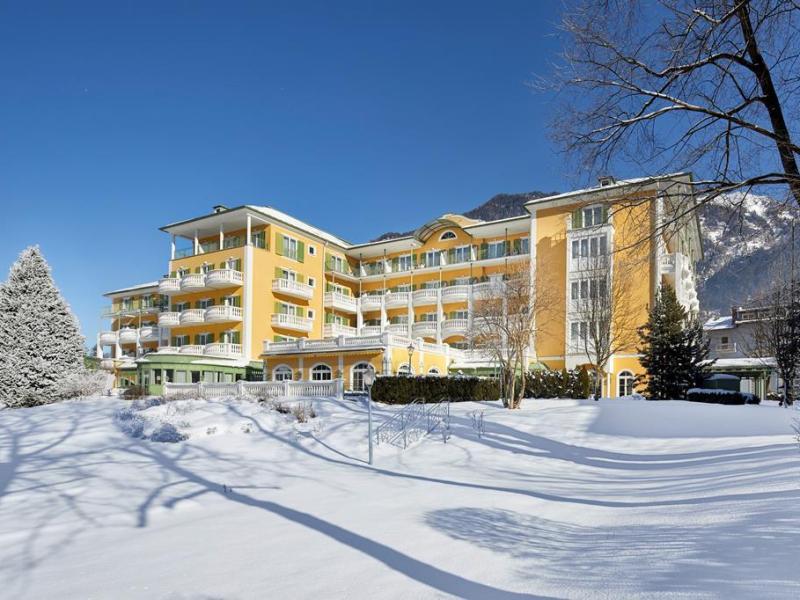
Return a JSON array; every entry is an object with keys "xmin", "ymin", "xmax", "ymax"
[
  {"xmin": 219, "ymin": 224, "xmax": 224, "ymax": 249},
  {"xmin": 243, "ymin": 243, "xmax": 254, "ymax": 362},
  {"xmin": 406, "ymin": 295, "xmax": 413, "ymax": 337},
  {"xmin": 193, "ymin": 230, "xmax": 199, "ymax": 255},
  {"xmin": 298, "ymin": 356, "xmax": 304, "ymax": 380},
  {"xmin": 338, "ymin": 353, "xmax": 344, "ymax": 381},
  {"xmin": 435, "ymin": 288, "xmax": 443, "ymax": 344},
  {"xmin": 356, "ymin": 299, "xmax": 364, "ymax": 334},
  {"xmin": 380, "ymin": 296, "xmax": 388, "ymax": 330},
  {"xmin": 246, "ymin": 215, "xmax": 252, "ymax": 246},
  {"xmin": 170, "ymin": 235, "xmax": 176, "ymax": 260}
]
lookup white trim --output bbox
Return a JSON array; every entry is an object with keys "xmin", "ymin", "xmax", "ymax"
[
  {"xmin": 438, "ymin": 230, "xmax": 457, "ymax": 241},
  {"xmin": 310, "ymin": 362, "xmax": 333, "ymax": 381},
  {"xmin": 350, "ymin": 361, "xmax": 371, "ymax": 391},
  {"xmin": 272, "ymin": 364, "xmax": 293, "ymax": 381},
  {"xmin": 617, "ymin": 370, "xmax": 635, "ymax": 397},
  {"xmin": 243, "ymin": 244, "xmax": 254, "ymax": 361}
]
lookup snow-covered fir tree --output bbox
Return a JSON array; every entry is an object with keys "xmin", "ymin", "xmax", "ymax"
[
  {"xmin": 637, "ymin": 284, "xmax": 711, "ymax": 399},
  {"xmin": 0, "ymin": 246, "xmax": 85, "ymax": 407}
]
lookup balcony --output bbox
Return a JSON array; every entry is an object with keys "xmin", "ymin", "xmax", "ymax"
[
  {"xmin": 360, "ymin": 294, "xmax": 383, "ymax": 311},
  {"xmin": 441, "ymin": 318, "xmax": 469, "ymax": 339},
  {"xmin": 272, "ymin": 313, "xmax": 313, "ymax": 332},
  {"xmin": 324, "ymin": 323, "xmax": 357, "ymax": 338},
  {"xmin": 325, "ymin": 292, "xmax": 358, "ymax": 313},
  {"xmin": 98, "ymin": 331, "xmax": 117, "ymax": 345},
  {"xmin": 118, "ymin": 328, "xmax": 138, "ymax": 344},
  {"xmin": 206, "ymin": 269, "xmax": 243, "ymax": 289},
  {"xmin": 139, "ymin": 326, "xmax": 159, "ymax": 342},
  {"xmin": 158, "ymin": 312, "xmax": 181, "ymax": 327},
  {"xmin": 159, "ymin": 278, "xmax": 181, "ymax": 295},
  {"xmin": 441, "ymin": 285, "xmax": 469, "ymax": 303},
  {"xmin": 272, "ymin": 278, "xmax": 314, "ymax": 300},
  {"xmin": 360, "ymin": 325, "xmax": 382, "ymax": 335},
  {"xmin": 180, "ymin": 309, "xmax": 206, "ymax": 325},
  {"xmin": 100, "ymin": 356, "xmax": 137, "ymax": 370},
  {"xmin": 387, "ymin": 323, "xmax": 410, "ymax": 336},
  {"xmin": 472, "ymin": 281, "xmax": 501, "ymax": 299},
  {"xmin": 178, "ymin": 345, "xmax": 205, "ymax": 355},
  {"xmin": 156, "ymin": 345, "xmax": 180, "ymax": 354},
  {"xmin": 205, "ymin": 305, "xmax": 243, "ymax": 323},
  {"xmin": 181, "ymin": 273, "xmax": 207, "ymax": 292},
  {"xmin": 716, "ymin": 342, "xmax": 737, "ymax": 353},
  {"xmin": 385, "ymin": 291, "xmax": 410, "ymax": 308},
  {"xmin": 412, "ymin": 321, "xmax": 438, "ymax": 338},
  {"xmin": 204, "ymin": 343, "xmax": 243, "ymax": 358},
  {"xmin": 413, "ymin": 289, "xmax": 439, "ymax": 305}
]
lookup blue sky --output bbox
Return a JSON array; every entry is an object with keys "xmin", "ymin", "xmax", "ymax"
[{"xmin": 1, "ymin": 1, "xmax": 578, "ymax": 343}]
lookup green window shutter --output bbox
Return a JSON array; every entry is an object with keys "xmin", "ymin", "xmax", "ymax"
[
  {"xmin": 297, "ymin": 241, "xmax": 305, "ymax": 262},
  {"xmin": 194, "ymin": 334, "xmax": 200, "ymax": 345},
  {"xmin": 275, "ymin": 233, "xmax": 284, "ymax": 256},
  {"xmin": 233, "ymin": 296, "xmax": 241, "ymax": 307},
  {"xmin": 194, "ymin": 267, "xmax": 201, "ymax": 273},
  {"xmin": 208, "ymin": 333, "xmax": 215, "ymax": 343},
  {"xmin": 513, "ymin": 239, "xmax": 521, "ymax": 254},
  {"xmin": 208, "ymin": 298, "xmax": 215, "ymax": 306},
  {"xmin": 274, "ymin": 301, "xmax": 283, "ymax": 314},
  {"xmin": 411, "ymin": 254, "xmax": 418, "ymax": 267},
  {"xmin": 325, "ymin": 254, "xmax": 332, "ymax": 270},
  {"xmin": 231, "ymin": 331, "xmax": 241, "ymax": 344},
  {"xmin": 325, "ymin": 312, "xmax": 334, "ymax": 324},
  {"xmin": 480, "ymin": 243, "xmax": 488, "ymax": 259},
  {"xmin": 169, "ymin": 271, "xmax": 176, "ymax": 278},
  {"xmin": 296, "ymin": 273, "xmax": 305, "ymax": 284},
  {"xmin": 234, "ymin": 259, "xmax": 242, "ymax": 271},
  {"xmin": 171, "ymin": 336, "xmax": 177, "ymax": 346},
  {"xmin": 275, "ymin": 267, "xmax": 283, "ymax": 279},
  {"xmin": 296, "ymin": 307, "xmax": 304, "ymax": 317},
  {"xmin": 447, "ymin": 249, "xmax": 455, "ymax": 263},
  {"xmin": 601, "ymin": 205, "xmax": 609, "ymax": 224},
  {"xmin": 572, "ymin": 208, "xmax": 583, "ymax": 229},
  {"xmin": 391, "ymin": 257, "xmax": 399, "ymax": 271}
]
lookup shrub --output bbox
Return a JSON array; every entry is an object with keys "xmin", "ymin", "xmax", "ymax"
[
  {"xmin": 121, "ymin": 385, "xmax": 146, "ymax": 400},
  {"xmin": 150, "ymin": 422, "xmax": 187, "ymax": 443},
  {"xmin": 292, "ymin": 401, "xmax": 316, "ymax": 423},
  {"xmin": 58, "ymin": 369, "xmax": 112, "ymax": 399},
  {"xmin": 686, "ymin": 388, "xmax": 749, "ymax": 405},
  {"xmin": 370, "ymin": 375, "xmax": 500, "ymax": 405},
  {"xmin": 523, "ymin": 368, "xmax": 592, "ymax": 399}
]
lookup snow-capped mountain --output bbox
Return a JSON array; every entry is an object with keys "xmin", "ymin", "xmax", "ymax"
[{"xmin": 697, "ymin": 191, "xmax": 798, "ymax": 315}]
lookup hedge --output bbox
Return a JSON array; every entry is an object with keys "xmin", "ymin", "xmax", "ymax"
[
  {"xmin": 686, "ymin": 388, "xmax": 761, "ymax": 405},
  {"xmin": 523, "ymin": 368, "xmax": 592, "ymax": 399},
  {"xmin": 370, "ymin": 375, "xmax": 501, "ymax": 405}
]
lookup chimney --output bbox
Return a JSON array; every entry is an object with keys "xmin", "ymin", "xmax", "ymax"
[
  {"xmin": 598, "ymin": 175, "xmax": 616, "ymax": 187},
  {"xmin": 212, "ymin": 204, "xmax": 228, "ymax": 214}
]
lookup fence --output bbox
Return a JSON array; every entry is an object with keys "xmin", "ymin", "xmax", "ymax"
[
  {"xmin": 163, "ymin": 378, "xmax": 344, "ymax": 400},
  {"xmin": 374, "ymin": 397, "xmax": 451, "ymax": 449}
]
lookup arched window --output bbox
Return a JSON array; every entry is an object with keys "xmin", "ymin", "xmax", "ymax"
[
  {"xmin": 439, "ymin": 230, "xmax": 457, "ymax": 241},
  {"xmin": 311, "ymin": 364, "xmax": 332, "ymax": 381},
  {"xmin": 397, "ymin": 363, "xmax": 411, "ymax": 376},
  {"xmin": 351, "ymin": 362, "xmax": 371, "ymax": 392},
  {"xmin": 273, "ymin": 365, "xmax": 293, "ymax": 381},
  {"xmin": 427, "ymin": 367, "xmax": 440, "ymax": 376},
  {"xmin": 618, "ymin": 370, "xmax": 635, "ymax": 397}
]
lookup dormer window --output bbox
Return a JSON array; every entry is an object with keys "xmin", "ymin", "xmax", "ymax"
[{"xmin": 439, "ymin": 231, "xmax": 457, "ymax": 241}]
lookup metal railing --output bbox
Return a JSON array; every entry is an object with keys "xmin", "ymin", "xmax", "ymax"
[
  {"xmin": 163, "ymin": 378, "xmax": 344, "ymax": 400},
  {"xmin": 374, "ymin": 398, "xmax": 451, "ymax": 449}
]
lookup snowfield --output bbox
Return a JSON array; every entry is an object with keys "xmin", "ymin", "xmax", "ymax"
[{"xmin": 1, "ymin": 397, "xmax": 798, "ymax": 599}]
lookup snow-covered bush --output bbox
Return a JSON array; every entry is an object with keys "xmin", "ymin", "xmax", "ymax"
[
  {"xmin": 121, "ymin": 385, "xmax": 146, "ymax": 400},
  {"xmin": 58, "ymin": 369, "xmax": 113, "ymax": 399},
  {"xmin": 150, "ymin": 422, "xmax": 187, "ymax": 443},
  {"xmin": 0, "ymin": 246, "xmax": 85, "ymax": 407},
  {"xmin": 686, "ymin": 388, "xmax": 759, "ymax": 405},
  {"xmin": 292, "ymin": 401, "xmax": 316, "ymax": 423},
  {"xmin": 114, "ymin": 407, "xmax": 146, "ymax": 438}
]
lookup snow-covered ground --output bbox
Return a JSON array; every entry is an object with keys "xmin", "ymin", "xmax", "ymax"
[{"xmin": 1, "ymin": 397, "xmax": 798, "ymax": 599}]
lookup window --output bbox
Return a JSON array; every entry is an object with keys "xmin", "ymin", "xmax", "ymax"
[
  {"xmin": 308, "ymin": 245, "xmax": 316, "ymax": 256},
  {"xmin": 450, "ymin": 246, "xmax": 470, "ymax": 264},
  {"xmin": 197, "ymin": 298, "xmax": 214, "ymax": 309},
  {"xmin": 191, "ymin": 370, "xmax": 201, "ymax": 383},
  {"xmin": 439, "ymin": 231, "xmax": 457, "ymax": 241},
  {"xmin": 165, "ymin": 369, "xmax": 174, "ymax": 383},
  {"xmin": 311, "ymin": 364, "xmax": 332, "ymax": 381},
  {"xmin": 328, "ymin": 255, "xmax": 345, "ymax": 273},
  {"xmin": 571, "ymin": 235, "xmax": 608, "ymax": 259},
  {"xmin": 281, "ymin": 235, "xmax": 300, "ymax": 260},
  {"xmin": 274, "ymin": 365, "xmax": 293, "ymax": 381},
  {"xmin": 428, "ymin": 367, "xmax": 441, "ymax": 375},
  {"xmin": 570, "ymin": 321, "xmax": 588, "ymax": 347},
  {"xmin": 423, "ymin": 281, "xmax": 441, "ymax": 289},
  {"xmin": 583, "ymin": 206, "xmax": 604, "ymax": 227},
  {"xmin": 618, "ymin": 371, "xmax": 635, "ymax": 397},
  {"xmin": 397, "ymin": 363, "xmax": 411, "ymax": 376},
  {"xmin": 721, "ymin": 336, "xmax": 729, "ymax": 344},
  {"xmin": 308, "ymin": 277, "xmax": 316, "ymax": 288},
  {"xmin": 397, "ymin": 254, "xmax": 413, "ymax": 272},
  {"xmin": 351, "ymin": 362, "xmax": 371, "ymax": 392},
  {"xmin": 571, "ymin": 278, "xmax": 603, "ymax": 300},
  {"xmin": 307, "ymin": 309, "xmax": 315, "ymax": 320},
  {"xmin": 487, "ymin": 241, "xmax": 506, "ymax": 259},
  {"xmin": 423, "ymin": 250, "xmax": 441, "ymax": 267},
  {"xmin": 175, "ymin": 370, "xmax": 187, "ymax": 383},
  {"xmin": 197, "ymin": 332, "xmax": 213, "ymax": 345}
]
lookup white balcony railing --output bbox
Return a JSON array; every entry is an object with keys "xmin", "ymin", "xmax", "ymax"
[
  {"xmin": 181, "ymin": 273, "xmax": 207, "ymax": 291},
  {"xmin": 385, "ymin": 291, "xmax": 411, "ymax": 307},
  {"xmin": 158, "ymin": 312, "xmax": 181, "ymax": 327},
  {"xmin": 139, "ymin": 326, "xmax": 159, "ymax": 342},
  {"xmin": 441, "ymin": 318, "xmax": 469, "ymax": 338},
  {"xmin": 324, "ymin": 292, "xmax": 358, "ymax": 313},
  {"xmin": 360, "ymin": 325, "xmax": 382, "ymax": 335},
  {"xmin": 441, "ymin": 285, "xmax": 469, "ymax": 303},
  {"xmin": 412, "ymin": 321, "xmax": 438, "ymax": 338},
  {"xmin": 158, "ymin": 278, "xmax": 181, "ymax": 295},
  {"xmin": 156, "ymin": 345, "xmax": 180, "ymax": 354},
  {"xmin": 413, "ymin": 289, "xmax": 439, "ymax": 305},
  {"xmin": 323, "ymin": 323, "xmax": 357, "ymax": 338},
  {"xmin": 716, "ymin": 342, "xmax": 737, "ymax": 353},
  {"xmin": 205, "ymin": 305, "xmax": 243, "ymax": 323},
  {"xmin": 205, "ymin": 269, "xmax": 244, "ymax": 288},
  {"xmin": 387, "ymin": 323, "xmax": 410, "ymax": 336},
  {"xmin": 118, "ymin": 328, "xmax": 138, "ymax": 344},
  {"xmin": 360, "ymin": 294, "xmax": 383, "ymax": 311},
  {"xmin": 271, "ymin": 313, "xmax": 313, "ymax": 332},
  {"xmin": 180, "ymin": 309, "xmax": 206, "ymax": 325},
  {"xmin": 178, "ymin": 345, "xmax": 205, "ymax": 355},
  {"xmin": 204, "ymin": 343, "xmax": 243, "ymax": 358},
  {"xmin": 98, "ymin": 331, "xmax": 118, "ymax": 345},
  {"xmin": 272, "ymin": 278, "xmax": 314, "ymax": 300}
]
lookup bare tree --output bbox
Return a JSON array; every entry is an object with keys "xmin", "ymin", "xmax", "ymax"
[
  {"xmin": 470, "ymin": 262, "xmax": 549, "ymax": 408},
  {"xmin": 571, "ymin": 253, "xmax": 640, "ymax": 398},
  {"xmin": 549, "ymin": 1, "xmax": 800, "ymax": 216}
]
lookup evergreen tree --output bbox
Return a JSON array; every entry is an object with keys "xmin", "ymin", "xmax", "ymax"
[
  {"xmin": 0, "ymin": 246, "xmax": 85, "ymax": 407},
  {"xmin": 638, "ymin": 284, "xmax": 710, "ymax": 399}
]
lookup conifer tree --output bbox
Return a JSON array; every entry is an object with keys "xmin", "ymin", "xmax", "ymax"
[
  {"xmin": 638, "ymin": 284, "xmax": 710, "ymax": 399},
  {"xmin": 0, "ymin": 246, "xmax": 85, "ymax": 407}
]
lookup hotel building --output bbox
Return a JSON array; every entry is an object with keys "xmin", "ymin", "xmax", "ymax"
[{"xmin": 97, "ymin": 173, "xmax": 702, "ymax": 396}]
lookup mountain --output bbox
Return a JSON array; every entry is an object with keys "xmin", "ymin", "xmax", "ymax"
[
  {"xmin": 697, "ymin": 192, "xmax": 797, "ymax": 315},
  {"xmin": 371, "ymin": 191, "xmax": 555, "ymax": 241},
  {"xmin": 374, "ymin": 188, "xmax": 795, "ymax": 315}
]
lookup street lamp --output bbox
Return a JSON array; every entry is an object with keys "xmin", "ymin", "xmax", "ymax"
[
  {"xmin": 363, "ymin": 364, "xmax": 376, "ymax": 465},
  {"xmin": 407, "ymin": 342, "xmax": 415, "ymax": 376}
]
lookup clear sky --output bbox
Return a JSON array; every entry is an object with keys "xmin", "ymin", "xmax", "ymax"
[{"xmin": 1, "ymin": 1, "xmax": 577, "ymax": 343}]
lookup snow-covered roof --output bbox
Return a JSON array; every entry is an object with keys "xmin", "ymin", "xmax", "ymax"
[
  {"xmin": 704, "ymin": 316, "xmax": 733, "ymax": 330},
  {"xmin": 103, "ymin": 281, "xmax": 159, "ymax": 297},
  {"xmin": 708, "ymin": 357, "xmax": 776, "ymax": 369},
  {"xmin": 523, "ymin": 172, "xmax": 691, "ymax": 207}
]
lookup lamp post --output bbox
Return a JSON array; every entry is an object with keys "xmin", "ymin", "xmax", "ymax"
[
  {"xmin": 363, "ymin": 364, "xmax": 376, "ymax": 465},
  {"xmin": 407, "ymin": 342, "xmax": 415, "ymax": 376}
]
